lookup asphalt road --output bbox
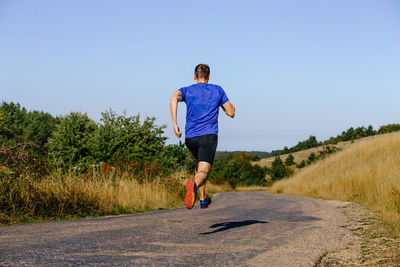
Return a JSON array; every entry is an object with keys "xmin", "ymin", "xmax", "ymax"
[{"xmin": 0, "ymin": 192, "xmax": 356, "ymax": 266}]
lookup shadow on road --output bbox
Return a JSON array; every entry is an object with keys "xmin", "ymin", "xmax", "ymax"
[{"xmin": 199, "ymin": 220, "xmax": 268, "ymax": 235}]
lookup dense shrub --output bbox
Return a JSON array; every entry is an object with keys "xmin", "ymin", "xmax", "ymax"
[
  {"xmin": 378, "ymin": 124, "xmax": 400, "ymax": 134},
  {"xmin": 267, "ymin": 157, "xmax": 293, "ymax": 180},
  {"xmin": 162, "ymin": 142, "xmax": 196, "ymax": 171},
  {"xmin": 324, "ymin": 125, "xmax": 376, "ymax": 145},
  {"xmin": 92, "ymin": 110, "xmax": 166, "ymax": 164},
  {"xmin": 0, "ymin": 102, "xmax": 27, "ymax": 146},
  {"xmin": 48, "ymin": 112, "xmax": 97, "ymax": 170},
  {"xmin": 285, "ymin": 154, "xmax": 295, "ymax": 166},
  {"xmin": 24, "ymin": 111, "xmax": 58, "ymax": 148},
  {"xmin": 307, "ymin": 152, "xmax": 316, "ymax": 164},
  {"xmin": 209, "ymin": 152, "xmax": 267, "ymax": 188},
  {"xmin": 289, "ymin": 136, "xmax": 318, "ymax": 153},
  {"xmin": 0, "ymin": 102, "xmax": 57, "ymax": 149},
  {"xmin": 47, "ymin": 110, "xmax": 170, "ymax": 172},
  {"xmin": 296, "ymin": 160, "xmax": 306, "ymax": 169},
  {"xmin": 0, "ymin": 143, "xmax": 49, "ymax": 178}
]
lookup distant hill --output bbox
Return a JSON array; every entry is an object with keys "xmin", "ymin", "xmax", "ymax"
[
  {"xmin": 254, "ymin": 123, "xmax": 400, "ymax": 166},
  {"xmin": 254, "ymin": 139, "xmax": 353, "ymax": 169}
]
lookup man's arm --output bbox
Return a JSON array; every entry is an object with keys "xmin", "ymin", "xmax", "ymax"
[
  {"xmin": 222, "ymin": 101, "xmax": 235, "ymax": 118},
  {"xmin": 170, "ymin": 90, "xmax": 183, "ymax": 138}
]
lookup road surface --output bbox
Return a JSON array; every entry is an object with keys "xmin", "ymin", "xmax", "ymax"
[{"xmin": 0, "ymin": 191, "xmax": 357, "ymax": 266}]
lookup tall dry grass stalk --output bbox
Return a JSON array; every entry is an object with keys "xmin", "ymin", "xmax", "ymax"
[
  {"xmin": 0, "ymin": 168, "xmax": 189, "ymax": 224},
  {"xmin": 269, "ymin": 132, "xmax": 400, "ymax": 236},
  {"xmin": 0, "ymin": 166, "xmax": 233, "ymax": 224}
]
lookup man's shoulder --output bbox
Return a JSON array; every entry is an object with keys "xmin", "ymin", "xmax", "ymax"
[
  {"xmin": 181, "ymin": 83, "xmax": 222, "ymax": 88},
  {"xmin": 207, "ymin": 83, "xmax": 222, "ymax": 89},
  {"xmin": 180, "ymin": 83, "xmax": 224, "ymax": 93}
]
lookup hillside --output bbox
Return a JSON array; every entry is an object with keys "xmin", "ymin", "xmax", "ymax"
[
  {"xmin": 268, "ymin": 132, "xmax": 400, "ymax": 236},
  {"xmin": 254, "ymin": 135, "xmax": 376, "ymax": 169}
]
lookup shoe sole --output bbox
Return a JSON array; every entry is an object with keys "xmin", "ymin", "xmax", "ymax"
[{"xmin": 184, "ymin": 179, "xmax": 195, "ymax": 209}]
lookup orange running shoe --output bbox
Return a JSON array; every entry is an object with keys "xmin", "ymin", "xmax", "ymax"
[{"xmin": 184, "ymin": 179, "xmax": 197, "ymax": 209}]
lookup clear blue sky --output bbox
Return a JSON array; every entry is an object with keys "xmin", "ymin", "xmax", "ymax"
[{"xmin": 1, "ymin": 0, "xmax": 399, "ymax": 151}]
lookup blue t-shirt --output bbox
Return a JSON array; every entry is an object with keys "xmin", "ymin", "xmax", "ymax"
[{"xmin": 179, "ymin": 83, "xmax": 229, "ymax": 138}]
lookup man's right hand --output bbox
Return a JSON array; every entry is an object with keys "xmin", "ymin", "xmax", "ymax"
[{"xmin": 174, "ymin": 124, "xmax": 182, "ymax": 138}]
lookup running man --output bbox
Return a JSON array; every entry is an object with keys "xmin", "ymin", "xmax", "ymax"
[{"xmin": 170, "ymin": 64, "xmax": 235, "ymax": 209}]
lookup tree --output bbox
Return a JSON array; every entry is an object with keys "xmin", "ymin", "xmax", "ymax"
[
  {"xmin": 283, "ymin": 146, "xmax": 289, "ymax": 154},
  {"xmin": 307, "ymin": 152, "xmax": 316, "ymax": 164},
  {"xmin": 289, "ymin": 136, "xmax": 318, "ymax": 153},
  {"xmin": 0, "ymin": 102, "xmax": 27, "ymax": 146},
  {"xmin": 285, "ymin": 154, "xmax": 295, "ymax": 166},
  {"xmin": 269, "ymin": 157, "xmax": 293, "ymax": 180},
  {"xmin": 162, "ymin": 141, "xmax": 196, "ymax": 170},
  {"xmin": 24, "ymin": 111, "xmax": 58, "ymax": 148},
  {"xmin": 209, "ymin": 153, "xmax": 267, "ymax": 188},
  {"xmin": 48, "ymin": 112, "xmax": 97, "ymax": 170},
  {"xmin": 366, "ymin": 125, "xmax": 376, "ymax": 136},
  {"xmin": 92, "ymin": 110, "xmax": 167, "ymax": 164},
  {"xmin": 378, "ymin": 124, "xmax": 400, "ymax": 134}
]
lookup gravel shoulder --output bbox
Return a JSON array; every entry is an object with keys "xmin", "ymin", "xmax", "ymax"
[{"xmin": 0, "ymin": 191, "xmax": 398, "ymax": 266}]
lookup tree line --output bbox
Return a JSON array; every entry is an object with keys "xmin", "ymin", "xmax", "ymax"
[
  {"xmin": 0, "ymin": 102, "xmax": 197, "ymax": 179},
  {"xmin": 279, "ymin": 124, "xmax": 400, "ymax": 156},
  {"xmin": 2, "ymin": 101, "xmax": 400, "ymax": 187}
]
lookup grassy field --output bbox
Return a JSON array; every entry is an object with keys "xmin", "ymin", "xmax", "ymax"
[{"xmin": 268, "ymin": 132, "xmax": 400, "ymax": 237}]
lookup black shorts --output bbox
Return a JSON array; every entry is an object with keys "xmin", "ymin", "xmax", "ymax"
[{"xmin": 185, "ymin": 134, "xmax": 218, "ymax": 165}]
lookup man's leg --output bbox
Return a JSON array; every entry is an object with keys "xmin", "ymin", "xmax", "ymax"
[{"xmin": 194, "ymin": 161, "xmax": 211, "ymax": 201}]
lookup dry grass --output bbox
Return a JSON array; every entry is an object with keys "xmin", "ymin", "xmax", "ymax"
[
  {"xmin": 0, "ymin": 167, "xmax": 235, "ymax": 225},
  {"xmin": 269, "ymin": 132, "xmax": 400, "ymax": 237},
  {"xmin": 0, "ymin": 169, "xmax": 189, "ymax": 224},
  {"xmin": 236, "ymin": 185, "xmax": 270, "ymax": 191},
  {"xmin": 205, "ymin": 182, "xmax": 233, "ymax": 194}
]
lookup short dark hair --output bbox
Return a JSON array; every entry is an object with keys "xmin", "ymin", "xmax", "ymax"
[{"xmin": 194, "ymin": 64, "xmax": 210, "ymax": 79}]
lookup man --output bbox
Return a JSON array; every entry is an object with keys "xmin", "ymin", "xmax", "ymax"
[{"xmin": 170, "ymin": 64, "xmax": 235, "ymax": 209}]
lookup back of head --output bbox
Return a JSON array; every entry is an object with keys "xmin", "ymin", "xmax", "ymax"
[{"xmin": 194, "ymin": 64, "xmax": 210, "ymax": 80}]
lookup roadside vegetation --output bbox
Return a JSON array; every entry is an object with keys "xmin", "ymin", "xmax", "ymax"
[
  {"xmin": 269, "ymin": 132, "xmax": 400, "ymax": 237},
  {"xmin": 0, "ymin": 102, "xmax": 254, "ymax": 224},
  {"xmin": 2, "ymin": 100, "xmax": 400, "ymax": 228},
  {"xmin": 0, "ymin": 102, "xmax": 195, "ymax": 224}
]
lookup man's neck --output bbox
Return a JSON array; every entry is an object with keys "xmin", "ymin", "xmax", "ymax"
[{"xmin": 196, "ymin": 79, "xmax": 208, "ymax": 84}]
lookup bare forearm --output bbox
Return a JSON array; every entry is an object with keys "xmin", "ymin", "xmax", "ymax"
[
  {"xmin": 222, "ymin": 101, "xmax": 235, "ymax": 118},
  {"xmin": 170, "ymin": 90, "xmax": 183, "ymax": 138},
  {"xmin": 170, "ymin": 97, "xmax": 178, "ymax": 125}
]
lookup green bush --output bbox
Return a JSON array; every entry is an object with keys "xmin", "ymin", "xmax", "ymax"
[
  {"xmin": 209, "ymin": 152, "xmax": 267, "ymax": 188},
  {"xmin": 0, "ymin": 102, "xmax": 58, "ymax": 149},
  {"xmin": 285, "ymin": 154, "xmax": 295, "ymax": 166},
  {"xmin": 378, "ymin": 124, "xmax": 400, "ymax": 134},
  {"xmin": 92, "ymin": 110, "xmax": 166, "ymax": 165},
  {"xmin": 0, "ymin": 102, "xmax": 27, "ymax": 146},
  {"xmin": 48, "ymin": 112, "xmax": 97, "ymax": 170},
  {"xmin": 296, "ymin": 160, "xmax": 306, "ymax": 168},
  {"xmin": 307, "ymin": 152, "xmax": 316, "ymax": 164},
  {"xmin": 24, "ymin": 111, "xmax": 58, "ymax": 148},
  {"xmin": 289, "ymin": 136, "xmax": 318, "ymax": 153},
  {"xmin": 268, "ymin": 157, "xmax": 293, "ymax": 180},
  {"xmin": 162, "ymin": 142, "xmax": 196, "ymax": 171}
]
